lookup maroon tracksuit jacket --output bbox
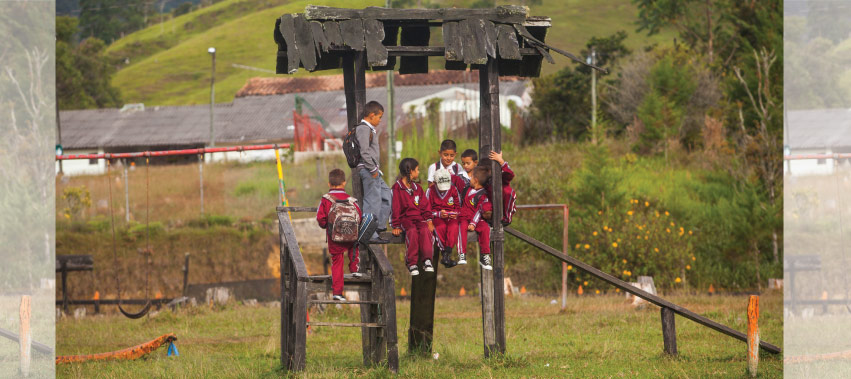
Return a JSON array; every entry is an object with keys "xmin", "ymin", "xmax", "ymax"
[
  {"xmin": 390, "ymin": 180, "xmax": 434, "ymax": 267},
  {"xmin": 425, "ymin": 185, "xmax": 461, "ymax": 251},
  {"xmin": 316, "ymin": 189, "xmax": 361, "ymax": 295},
  {"xmin": 459, "ymin": 187, "xmax": 493, "ymax": 256}
]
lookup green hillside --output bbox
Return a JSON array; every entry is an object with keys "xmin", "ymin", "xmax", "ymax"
[{"xmin": 108, "ymin": 0, "xmax": 675, "ymax": 106}]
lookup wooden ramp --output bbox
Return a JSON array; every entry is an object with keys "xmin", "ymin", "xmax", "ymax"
[{"xmin": 503, "ymin": 226, "xmax": 782, "ymax": 354}]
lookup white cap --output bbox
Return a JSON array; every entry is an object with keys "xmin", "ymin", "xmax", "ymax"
[{"xmin": 434, "ymin": 168, "xmax": 452, "ymax": 192}]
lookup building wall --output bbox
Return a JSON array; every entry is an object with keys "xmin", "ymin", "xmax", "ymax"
[{"xmin": 786, "ymin": 148, "xmax": 838, "ymax": 176}]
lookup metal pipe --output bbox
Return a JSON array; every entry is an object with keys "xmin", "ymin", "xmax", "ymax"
[{"xmin": 56, "ymin": 143, "xmax": 291, "ymax": 160}]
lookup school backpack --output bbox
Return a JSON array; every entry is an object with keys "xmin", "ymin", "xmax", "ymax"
[
  {"xmin": 343, "ymin": 123, "xmax": 373, "ymax": 169},
  {"xmin": 324, "ymin": 194, "xmax": 361, "ymax": 243}
]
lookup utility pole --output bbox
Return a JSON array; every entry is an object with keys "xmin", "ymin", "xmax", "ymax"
[
  {"xmin": 386, "ymin": 0, "xmax": 396, "ymax": 177},
  {"xmin": 208, "ymin": 47, "xmax": 216, "ymax": 149},
  {"xmin": 588, "ymin": 47, "xmax": 597, "ymax": 144}
]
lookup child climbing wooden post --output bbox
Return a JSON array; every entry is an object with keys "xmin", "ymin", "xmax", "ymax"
[{"xmin": 747, "ymin": 295, "xmax": 759, "ymax": 377}]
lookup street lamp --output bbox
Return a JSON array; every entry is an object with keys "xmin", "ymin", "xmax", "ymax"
[{"xmin": 208, "ymin": 47, "xmax": 216, "ymax": 148}]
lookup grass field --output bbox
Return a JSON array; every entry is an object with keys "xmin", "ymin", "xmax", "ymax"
[
  {"xmin": 106, "ymin": 0, "xmax": 675, "ymax": 106},
  {"xmin": 56, "ymin": 292, "xmax": 783, "ymax": 377}
]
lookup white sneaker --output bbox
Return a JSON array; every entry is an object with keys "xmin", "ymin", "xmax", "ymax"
[
  {"xmin": 423, "ymin": 259, "xmax": 434, "ymax": 272},
  {"xmin": 352, "ymin": 272, "xmax": 364, "ymax": 278},
  {"xmin": 332, "ymin": 294, "xmax": 346, "ymax": 301},
  {"xmin": 458, "ymin": 253, "xmax": 467, "ymax": 265},
  {"xmin": 479, "ymin": 254, "xmax": 493, "ymax": 271},
  {"xmin": 409, "ymin": 265, "xmax": 419, "ymax": 276}
]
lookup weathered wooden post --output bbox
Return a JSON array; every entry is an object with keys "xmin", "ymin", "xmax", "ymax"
[
  {"xmin": 19, "ymin": 295, "xmax": 31, "ymax": 377},
  {"xmin": 661, "ymin": 307, "xmax": 677, "ymax": 356},
  {"xmin": 479, "ymin": 54, "xmax": 506, "ymax": 357},
  {"xmin": 182, "ymin": 253, "xmax": 190, "ymax": 296},
  {"xmin": 747, "ymin": 295, "xmax": 759, "ymax": 377}
]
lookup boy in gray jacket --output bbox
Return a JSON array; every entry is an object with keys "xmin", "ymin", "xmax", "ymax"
[{"xmin": 356, "ymin": 101, "xmax": 392, "ymax": 240}]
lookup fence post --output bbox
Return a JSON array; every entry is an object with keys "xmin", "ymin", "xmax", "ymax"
[
  {"xmin": 199, "ymin": 154, "xmax": 205, "ymax": 216},
  {"xmin": 561, "ymin": 205, "xmax": 569, "ymax": 311},
  {"xmin": 19, "ymin": 295, "xmax": 31, "ymax": 377},
  {"xmin": 183, "ymin": 253, "xmax": 191, "ymax": 296},
  {"xmin": 747, "ymin": 295, "xmax": 759, "ymax": 377},
  {"xmin": 124, "ymin": 163, "xmax": 130, "ymax": 222},
  {"xmin": 661, "ymin": 307, "xmax": 677, "ymax": 356}
]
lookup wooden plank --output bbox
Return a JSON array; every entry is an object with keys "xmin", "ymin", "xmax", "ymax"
[
  {"xmin": 279, "ymin": 232, "xmax": 290, "ymax": 371},
  {"xmin": 310, "ymin": 21, "xmax": 330, "ymax": 54},
  {"xmin": 326, "ymin": 45, "xmax": 540, "ymax": 56},
  {"xmin": 293, "ymin": 15, "xmax": 317, "ymax": 71},
  {"xmin": 382, "ymin": 263, "xmax": 399, "ymax": 373},
  {"xmin": 496, "ymin": 24, "xmax": 521, "ymax": 60},
  {"xmin": 482, "ymin": 20, "xmax": 497, "ymax": 59},
  {"xmin": 399, "ymin": 24, "xmax": 430, "ymax": 74},
  {"xmin": 292, "ymin": 281, "xmax": 308, "ymax": 371},
  {"xmin": 309, "ymin": 299, "xmax": 379, "ymax": 305},
  {"xmin": 368, "ymin": 253, "xmax": 385, "ymax": 365},
  {"xmin": 371, "ymin": 23, "xmax": 399, "ymax": 71},
  {"xmin": 305, "ymin": 5, "xmax": 529, "ymax": 23},
  {"xmin": 661, "ymin": 307, "xmax": 677, "ymax": 356},
  {"xmin": 486, "ymin": 56, "xmax": 507, "ymax": 355},
  {"xmin": 340, "ymin": 19, "xmax": 365, "ymax": 51},
  {"xmin": 56, "ymin": 255, "xmax": 94, "ymax": 271},
  {"xmin": 323, "ymin": 21, "xmax": 344, "ymax": 47},
  {"xmin": 459, "ymin": 19, "xmax": 486, "ymax": 65},
  {"xmin": 277, "ymin": 212, "xmax": 309, "ymax": 279},
  {"xmin": 0, "ymin": 327, "xmax": 52, "ymax": 355},
  {"xmin": 363, "ymin": 18, "xmax": 388, "ymax": 67},
  {"xmin": 408, "ymin": 243, "xmax": 439, "ymax": 355},
  {"xmin": 360, "ymin": 246, "xmax": 377, "ymax": 366},
  {"xmin": 278, "ymin": 15, "xmax": 300, "ymax": 74},
  {"xmin": 442, "ymin": 22, "xmax": 462, "ymax": 61},
  {"xmin": 503, "ymin": 226, "xmax": 783, "ymax": 354},
  {"xmin": 309, "ymin": 322, "xmax": 383, "ymax": 327}
]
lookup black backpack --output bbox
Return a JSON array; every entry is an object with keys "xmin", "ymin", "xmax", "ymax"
[{"xmin": 343, "ymin": 123, "xmax": 373, "ymax": 169}]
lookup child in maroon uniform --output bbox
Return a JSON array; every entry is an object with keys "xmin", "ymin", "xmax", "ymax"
[
  {"xmin": 427, "ymin": 139, "xmax": 469, "ymax": 193},
  {"xmin": 426, "ymin": 168, "xmax": 461, "ymax": 268},
  {"xmin": 458, "ymin": 166, "xmax": 493, "ymax": 269},
  {"xmin": 316, "ymin": 169, "xmax": 362, "ymax": 301},
  {"xmin": 482, "ymin": 151, "xmax": 517, "ymax": 226},
  {"xmin": 391, "ymin": 158, "xmax": 435, "ymax": 276}
]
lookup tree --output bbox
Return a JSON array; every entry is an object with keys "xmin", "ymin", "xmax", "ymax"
[
  {"xmin": 56, "ymin": 16, "xmax": 123, "ymax": 110},
  {"xmin": 633, "ymin": 0, "xmax": 735, "ymax": 64},
  {"xmin": 172, "ymin": 2, "xmax": 193, "ymax": 17},
  {"xmin": 530, "ymin": 31, "xmax": 630, "ymax": 141},
  {"xmin": 79, "ymin": 0, "xmax": 145, "ymax": 42}
]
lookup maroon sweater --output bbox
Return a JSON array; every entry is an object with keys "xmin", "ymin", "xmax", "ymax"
[
  {"xmin": 425, "ymin": 185, "xmax": 461, "ymax": 219},
  {"xmin": 390, "ymin": 180, "xmax": 432, "ymax": 228},
  {"xmin": 485, "ymin": 162, "xmax": 515, "ymax": 199}
]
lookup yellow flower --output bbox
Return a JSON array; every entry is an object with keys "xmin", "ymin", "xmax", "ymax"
[
  {"xmin": 686, "ymin": 265, "xmax": 691, "ymax": 270},
  {"xmin": 670, "ymin": 222, "xmax": 675, "ymax": 227},
  {"xmin": 64, "ymin": 213, "xmax": 71, "ymax": 219},
  {"xmin": 627, "ymin": 210, "xmax": 634, "ymax": 216},
  {"xmin": 688, "ymin": 230, "xmax": 693, "ymax": 235},
  {"xmin": 567, "ymin": 265, "xmax": 573, "ymax": 270},
  {"xmin": 575, "ymin": 243, "xmax": 580, "ymax": 249},
  {"xmin": 615, "ymin": 288, "xmax": 620, "ymax": 293},
  {"xmin": 644, "ymin": 236, "xmax": 648, "ymax": 240},
  {"xmin": 666, "ymin": 228, "xmax": 670, "ymax": 233},
  {"xmin": 675, "ymin": 277, "xmax": 681, "ymax": 283},
  {"xmin": 612, "ymin": 242, "xmax": 618, "ymax": 248},
  {"xmin": 655, "ymin": 211, "xmax": 660, "ymax": 218},
  {"xmin": 636, "ymin": 235, "xmax": 641, "ymax": 240},
  {"xmin": 598, "ymin": 210, "xmax": 603, "ymax": 215},
  {"xmin": 665, "ymin": 211, "xmax": 670, "ymax": 216},
  {"xmin": 595, "ymin": 290, "xmax": 600, "ymax": 294},
  {"xmin": 691, "ymin": 256, "xmax": 696, "ymax": 261},
  {"xmin": 593, "ymin": 231, "xmax": 598, "ymax": 236},
  {"xmin": 603, "ymin": 225, "xmax": 608, "ymax": 230},
  {"xmin": 584, "ymin": 244, "xmax": 590, "ymax": 250},
  {"xmin": 617, "ymin": 238, "xmax": 621, "ymax": 242},
  {"xmin": 625, "ymin": 271, "xmax": 632, "ymax": 276},
  {"xmin": 608, "ymin": 227, "xmax": 614, "ymax": 232},
  {"xmin": 622, "ymin": 259, "xmax": 627, "ymax": 264},
  {"xmin": 645, "ymin": 201, "xmax": 649, "ymax": 207},
  {"xmin": 622, "ymin": 270, "xmax": 628, "ymax": 275},
  {"xmin": 654, "ymin": 248, "xmax": 659, "ymax": 253},
  {"xmin": 583, "ymin": 281, "xmax": 588, "ymax": 286}
]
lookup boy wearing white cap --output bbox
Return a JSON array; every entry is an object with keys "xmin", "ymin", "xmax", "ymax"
[{"xmin": 425, "ymin": 168, "xmax": 462, "ymax": 268}]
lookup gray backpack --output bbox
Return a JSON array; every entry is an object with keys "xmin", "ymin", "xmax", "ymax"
[{"xmin": 324, "ymin": 194, "xmax": 360, "ymax": 243}]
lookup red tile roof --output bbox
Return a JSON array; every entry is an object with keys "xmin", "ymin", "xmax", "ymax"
[{"xmin": 235, "ymin": 70, "xmax": 524, "ymax": 97}]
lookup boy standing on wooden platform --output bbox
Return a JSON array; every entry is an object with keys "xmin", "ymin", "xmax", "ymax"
[
  {"xmin": 316, "ymin": 169, "xmax": 363, "ymax": 301},
  {"xmin": 355, "ymin": 101, "xmax": 392, "ymax": 241}
]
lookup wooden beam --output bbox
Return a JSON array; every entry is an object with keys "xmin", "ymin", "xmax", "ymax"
[
  {"xmin": 496, "ymin": 24, "xmax": 521, "ymax": 60},
  {"xmin": 293, "ymin": 15, "xmax": 317, "ymax": 71},
  {"xmin": 661, "ymin": 307, "xmax": 677, "ymax": 356},
  {"xmin": 304, "ymin": 5, "xmax": 529, "ymax": 23},
  {"xmin": 278, "ymin": 15, "xmax": 300, "ymax": 74},
  {"xmin": 503, "ymin": 226, "xmax": 783, "ymax": 354},
  {"xmin": 325, "ymin": 45, "xmax": 541, "ymax": 57},
  {"xmin": 340, "ymin": 19, "xmax": 365, "ymax": 51},
  {"xmin": 363, "ymin": 19, "xmax": 388, "ymax": 67},
  {"xmin": 323, "ymin": 21, "xmax": 344, "ymax": 47},
  {"xmin": 310, "ymin": 21, "xmax": 330, "ymax": 54},
  {"xmin": 408, "ymin": 244, "xmax": 439, "ymax": 355}
]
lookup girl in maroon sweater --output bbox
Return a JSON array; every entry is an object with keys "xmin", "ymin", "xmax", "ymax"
[{"xmin": 391, "ymin": 158, "xmax": 435, "ymax": 276}]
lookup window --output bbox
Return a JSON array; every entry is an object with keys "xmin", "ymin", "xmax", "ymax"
[{"xmin": 89, "ymin": 158, "xmax": 98, "ymax": 165}]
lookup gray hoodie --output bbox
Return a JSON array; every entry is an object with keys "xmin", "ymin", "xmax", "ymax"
[{"xmin": 356, "ymin": 120, "xmax": 380, "ymax": 174}]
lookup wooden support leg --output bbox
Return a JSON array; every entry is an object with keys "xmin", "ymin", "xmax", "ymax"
[
  {"xmin": 478, "ymin": 56, "xmax": 505, "ymax": 357},
  {"xmin": 360, "ymin": 247, "xmax": 378, "ymax": 366},
  {"xmin": 383, "ymin": 268, "xmax": 399, "ymax": 373},
  {"xmin": 292, "ymin": 281, "xmax": 308, "ymax": 371},
  {"xmin": 408, "ymin": 245, "xmax": 439, "ymax": 355},
  {"xmin": 19, "ymin": 295, "xmax": 31, "ymax": 377},
  {"xmin": 661, "ymin": 307, "xmax": 678, "ymax": 356}
]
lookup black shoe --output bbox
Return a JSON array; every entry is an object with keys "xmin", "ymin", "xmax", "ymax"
[
  {"xmin": 440, "ymin": 249, "xmax": 457, "ymax": 268},
  {"xmin": 479, "ymin": 254, "xmax": 493, "ymax": 270},
  {"xmin": 501, "ymin": 220, "xmax": 510, "ymax": 227},
  {"xmin": 408, "ymin": 265, "xmax": 420, "ymax": 276}
]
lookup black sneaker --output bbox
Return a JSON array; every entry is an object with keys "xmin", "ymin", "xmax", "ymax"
[
  {"xmin": 409, "ymin": 265, "xmax": 419, "ymax": 276},
  {"xmin": 440, "ymin": 249, "xmax": 458, "ymax": 268},
  {"xmin": 458, "ymin": 253, "xmax": 467, "ymax": 265},
  {"xmin": 423, "ymin": 259, "xmax": 434, "ymax": 272},
  {"xmin": 332, "ymin": 294, "xmax": 346, "ymax": 301},
  {"xmin": 479, "ymin": 254, "xmax": 493, "ymax": 270}
]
